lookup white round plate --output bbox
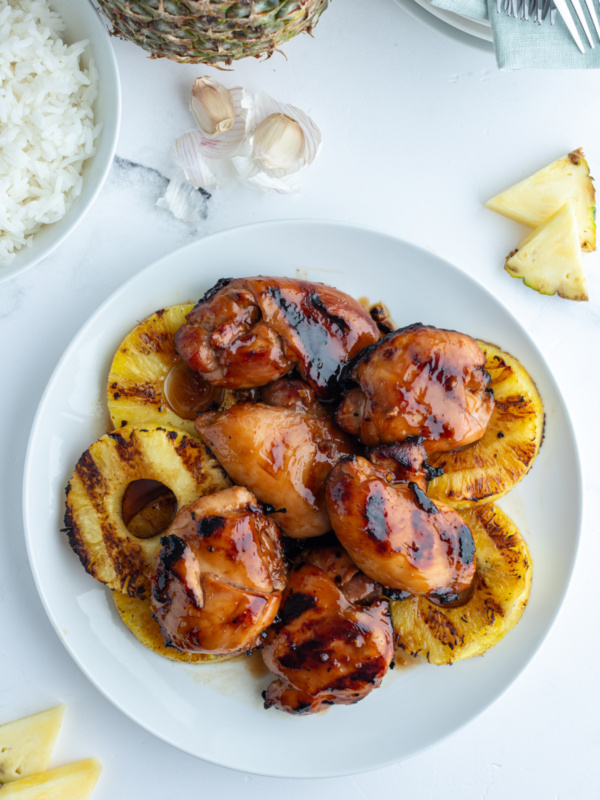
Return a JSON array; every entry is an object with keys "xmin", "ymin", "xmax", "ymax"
[
  {"xmin": 23, "ymin": 220, "xmax": 581, "ymax": 778},
  {"xmin": 0, "ymin": 0, "xmax": 121, "ymax": 284},
  {"xmin": 394, "ymin": 0, "xmax": 493, "ymax": 45}
]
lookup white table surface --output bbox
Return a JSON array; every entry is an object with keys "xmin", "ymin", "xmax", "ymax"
[{"xmin": 2, "ymin": 0, "xmax": 599, "ymax": 796}]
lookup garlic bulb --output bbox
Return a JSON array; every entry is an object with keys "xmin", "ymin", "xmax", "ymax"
[
  {"xmin": 190, "ymin": 77, "xmax": 235, "ymax": 137},
  {"xmin": 160, "ymin": 82, "xmax": 321, "ymax": 212},
  {"xmin": 252, "ymin": 114, "xmax": 306, "ymax": 171}
]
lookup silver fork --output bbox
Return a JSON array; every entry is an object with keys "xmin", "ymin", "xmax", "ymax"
[
  {"xmin": 499, "ymin": 0, "xmax": 556, "ymax": 22},
  {"xmin": 499, "ymin": 0, "xmax": 600, "ymax": 51}
]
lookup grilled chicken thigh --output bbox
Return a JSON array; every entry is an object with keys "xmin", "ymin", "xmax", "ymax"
[
  {"xmin": 262, "ymin": 560, "xmax": 394, "ymax": 714},
  {"xmin": 336, "ymin": 324, "xmax": 494, "ymax": 452},
  {"xmin": 260, "ymin": 377, "xmax": 329, "ymax": 417},
  {"xmin": 195, "ymin": 403, "xmax": 356, "ymax": 538},
  {"xmin": 151, "ymin": 486, "xmax": 286, "ymax": 655},
  {"xmin": 174, "ymin": 276, "xmax": 380, "ymax": 399},
  {"xmin": 326, "ymin": 456, "xmax": 476, "ymax": 600}
]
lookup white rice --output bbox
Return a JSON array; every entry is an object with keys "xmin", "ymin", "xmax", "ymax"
[{"xmin": 0, "ymin": 0, "xmax": 101, "ymax": 265}]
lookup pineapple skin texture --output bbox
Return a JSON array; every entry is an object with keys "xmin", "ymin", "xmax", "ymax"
[
  {"xmin": 427, "ymin": 342, "xmax": 544, "ymax": 508},
  {"xmin": 96, "ymin": 0, "xmax": 331, "ymax": 64},
  {"xmin": 0, "ymin": 706, "xmax": 64, "ymax": 784},
  {"xmin": 0, "ymin": 758, "xmax": 102, "ymax": 800},
  {"xmin": 64, "ymin": 426, "xmax": 230, "ymax": 599},
  {"xmin": 111, "ymin": 591, "xmax": 234, "ymax": 663},
  {"xmin": 391, "ymin": 504, "xmax": 532, "ymax": 665}
]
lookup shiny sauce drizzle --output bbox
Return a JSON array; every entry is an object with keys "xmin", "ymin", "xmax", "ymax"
[
  {"xmin": 163, "ymin": 359, "xmax": 225, "ymax": 419},
  {"xmin": 122, "ymin": 479, "xmax": 177, "ymax": 538}
]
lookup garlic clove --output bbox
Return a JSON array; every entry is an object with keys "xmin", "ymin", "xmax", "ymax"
[
  {"xmin": 188, "ymin": 87, "xmax": 252, "ymax": 159},
  {"xmin": 190, "ymin": 77, "xmax": 235, "ymax": 137},
  {"xmin": 243, "ymin": 91, "xmax": 321, "ymax": 180},
  {"xmin": 252, "ymin": 113, "xmax": 305, "ymax": 172},
  {"xmin": 156, "ymin": 169, "xmax": 211, "ymax": 222}
]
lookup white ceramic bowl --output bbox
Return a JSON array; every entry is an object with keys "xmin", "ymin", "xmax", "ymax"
[{"xmin": 0, "ymin": 0, "xmax": 121, "ymax": 284}]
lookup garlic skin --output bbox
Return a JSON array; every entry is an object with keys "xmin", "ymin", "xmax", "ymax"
[
  {"xmin": 232, "ymin": 92, "xmax": 321, "ymax": 193},
  {"xmin": 156, "ymin": 169, "xmax": 210, "ymax": 223},
  {"xmin": 190, "ymin": 77, "xmax": 235, "ymax": 137}
]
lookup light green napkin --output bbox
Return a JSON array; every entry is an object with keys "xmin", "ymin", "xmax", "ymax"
[{"xmin": 431, "ymin": 0, "xmax": 600, "ymax": 68}]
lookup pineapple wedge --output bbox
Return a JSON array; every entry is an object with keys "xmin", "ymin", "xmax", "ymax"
[
  {"xmin": 391, "ymin": 504, "xmax": 532, "ymax": 665},
  {"xmin": 111, "ymin": 590, "xmax": 233, "ymax": 664},
  {"xmin": 64, "ymin": 426, "xmax": 230, "ymax": 599},
  {"xmin": 504, "ymin": 202, "xmax": 588, "ymax": 301},
  {"xmin": 0, "ymin": 707, "xmax": 64, "ymax": 783},
  {"xmin": 427, "ymin": 342, "xmax": 544, "ymax": 508},
  {"xmin": 485, "ymin": 148, "xmax": 596, "ymax": 251},
  {"xmin": 0, "ymin": 759, "xmax": 102, "ymax": 799}
]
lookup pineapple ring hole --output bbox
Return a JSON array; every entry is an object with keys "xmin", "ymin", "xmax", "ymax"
[{"xmin": 122, "ymin": 479, "xmax": 177, "ymax": 539}]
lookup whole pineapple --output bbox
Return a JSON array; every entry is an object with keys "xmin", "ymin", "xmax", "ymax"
[{"xmin": 96, "ymin": 0, "xmax": 331, "ymax": 64}]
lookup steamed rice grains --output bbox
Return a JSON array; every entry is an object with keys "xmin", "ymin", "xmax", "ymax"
[{"xmin": 0, "ymin": 0, "xmax": 101, "ymax": 265}]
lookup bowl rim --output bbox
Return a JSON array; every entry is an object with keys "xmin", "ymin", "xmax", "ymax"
[{"xmin": 0, "ymin": 0, "xmax": 122, "ymax": 285}]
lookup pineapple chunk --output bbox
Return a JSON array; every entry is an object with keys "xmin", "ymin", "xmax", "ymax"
[
  {"xmin": 0, "ymin": 759, "xmax": 102, "ymax": 799},
  {"xmin": 485, "ymin": 148, "xmax": 596, "ymax": 251},
  {"xmin": 0, "ymin": 706, "xmax": 64, "ymax": 783},
  {"xmin": 505, "ymin": 202, "xmax": 588, "ymax": 301}
]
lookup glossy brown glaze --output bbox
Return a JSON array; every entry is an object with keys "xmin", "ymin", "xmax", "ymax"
[
  {"xmin": 260, "ymin": 377, "xmax": 329, "ymax": 417},
  {"xmin": 162, "ymin": 359, "xmax": 225, "ymax": 419},
  {"xmin": 300, "ymin": 545, "xmax": 383, "ymax": 605},
  {"xmin": 121, "ymin": 479, "xmax": 177, "ymax": 538},
  {"xmin": 368, "ymin": 439, "xmax": 432, "ymax": 492},
  {"xmin": 326, "ymin": 456, "xmax": 476, "ymax": 597},
  {"xmin": 262, "ymin": 563, "xmax": 394, "ymax": 714},
  {"xmin": 174, "ymin": 277, "xmax": 380, "ymax": 399},
  {"xmin": 336, "ymin": 324, "xmax": 494, "ymax": 453},
  {"xmin": 151, "ymin": 486, "xmax": 286, "ymax": 655},
  {"xmin": 195, "ymin": 403, "xmax": 356, "ymax": 538}
]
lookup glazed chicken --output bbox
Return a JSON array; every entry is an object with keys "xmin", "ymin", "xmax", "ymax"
[
  {"xmin": 151, "ymin": 486, "xmax": 286, "ymax": 655},
  {"xmin": 262, "ymin": 557, "xmax": 394, "ymax": 715},
  {"xmin": 260, "ymin": 377, "xmax": 329, "ymax": 417},
  {"xmin": 174, "ymin": 276, "xmax": 380, "ymax": 400},
  {"xmin": 195, "ymin": 402, "xmax": 356, "ymax": 538},
  {"xmin": 301, "ymin": 544, "xmax": 383, "ymax": 606},
  {"xmin": 368, "ymin": 438, "xmax": 436, "ymax": 492},
  {"xmin": 326, "ymin": 456, "xmax": 476, "ymax": 601},
  {"xmin": 336, "ymin": 324, "xmax": 495, "ymax": 453}
]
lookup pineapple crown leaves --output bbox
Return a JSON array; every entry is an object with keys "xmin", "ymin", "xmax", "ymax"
[{"xmin": 97, "ymin": 0, "xmax": 331, "ymax": 64}]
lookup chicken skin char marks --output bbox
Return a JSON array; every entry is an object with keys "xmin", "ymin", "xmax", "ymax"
[
  {"xmin": 262, "ymin": 561, "xmax": 394, "ymax": 715},
  {"xmin": 336, "ymin": 324, "xmax": 495, "ymax": 453},
  {"xmin": 195, "ymin": 402, "xmax": 356, "ymax": 539},
  {"xmin": 174, "ymin": 276, "xmax": 380, "ymax": 400},
  {"xmin": 326, "ymin": 456, "xmax": 476, "ymax": 601},
  {"xmin": 151, "ymin": 486, "xmax": 286, "ymax": 656}
]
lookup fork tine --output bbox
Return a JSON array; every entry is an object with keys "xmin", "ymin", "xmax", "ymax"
[
  {"xmin": 570, "ymin": 0, "xmax": 594, "ymax": 46},
  {"xmin": 553, "ymin": 0, "xmax": 586, "ymax": 50},
  {"xmin": 582, "ymin": 0, "xmax": 600, "ymax": 36}
]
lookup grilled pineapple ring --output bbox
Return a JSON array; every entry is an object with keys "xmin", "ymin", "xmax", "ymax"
[
  {"xmin": 426, "ymin": 342, "xmax": 544, "ymax": 508},
  {"xmin": 111, "ymin": 591, "xmax": 234, "ymax": 663},
  {"xmin": 391, "ymin": 503, "xmax": 532, "ymax": 665},
  {"xmin": 64, "ymin": 425, "xmax": 230, "ymax": 599},
  {"xmin": 107, "ymin": 304, "xmax": 238, "ymax": 436}
]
